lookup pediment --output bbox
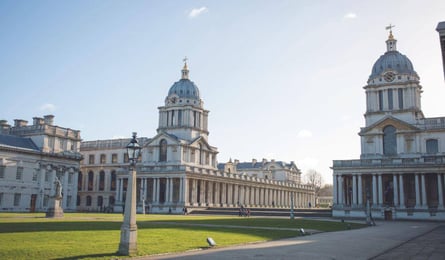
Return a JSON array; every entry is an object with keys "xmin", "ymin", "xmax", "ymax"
[
  {"xmin": 360, "ymin": 116, "xmax": 419, "ymax": 135},
  {"xmin": 145, "ymin": 131, "xmax": 181, "ymax": 147},
  {"xmin": 189, "ymin": 136, "xmax": 216, "ymax": 151}
]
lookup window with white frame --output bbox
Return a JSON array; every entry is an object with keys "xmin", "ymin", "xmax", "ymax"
[{"xmin": 16, "ymin": 166, "xmax": 23, "ymax": 180}]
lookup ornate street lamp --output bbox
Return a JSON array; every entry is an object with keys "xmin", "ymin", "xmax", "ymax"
[{"xmin": 118, "ymin": 132, "xmax": 142, "ymax": 256}]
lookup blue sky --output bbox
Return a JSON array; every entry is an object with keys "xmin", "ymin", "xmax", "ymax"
[{"xmin": 1, "ymin": 1, "xmax": 445, "ymax": 184}]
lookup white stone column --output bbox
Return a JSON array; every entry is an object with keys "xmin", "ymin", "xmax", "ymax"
[
  {"xmin": 337, "ymin": 175, "xmax": 343, "ymax": 205},
  {"xmin": 378, "ymin": 174, "xmax": 383, "ymax": 206},
  {"xmin": 178, "ymin": 178, "xmax": 183, "ymax": 203},
  {"xmin": 399, "ymin": 175, "xmax": 405, "ymax": 208},
  {"xmin": 421, "ymin": 174, "xmax": 427, "ymax": 208},
  {"xmin": 372, "ymin": 174, "xmax": 377, "ymax": 206},
  {"xmin": 228, "ymin": 184, "xmax": 233, "ymax": 206},
  {"xmin": 393, "ymin": 174, "xmax": 399, "ymax": 206},
  {"xmin": 220, "ymin": 183, "xmax": 225, "ymax": 206},
  {"xmin": 169, "ymin": 178, "xmax": 174, "ymax": 203},
  {"xmin": 437, "ymin": 174, "xmax": 444, "ymax": 209},
  {"xmin": 333, "ymin": 174, "xmax": 338, "ymax": 204},
  {"xmin": 352, "ymin": 175, "xmax": 357, "ymax": 206},
  {"xmin": 415, "ymin": 174, "xmax": 421, "ymax": 208},
  {"xmin": 358, "ymin": 175, "xmax": 363, "ymax": 206}
]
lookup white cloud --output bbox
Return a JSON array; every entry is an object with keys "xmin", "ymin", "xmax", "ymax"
[
  {"xmin": 297, "ymin": 129, "xmax": 313, "ymax": 138},
  {"xmin": 344, "ymin": 13, "xmax": 357, "ymax": 19},
  {"xmin": 188, "ymin": 7, "xmax": 208, "ymax": 18},
  {"xmin": 40, "ymin": 103, "xmax": 56, "ymax": 112}
]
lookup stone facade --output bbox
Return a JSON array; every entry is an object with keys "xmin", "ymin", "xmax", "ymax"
[
  {"xmin": 79, "ymin": 62, "xmax": 314, "ymax": 213},
  {"xmin": 332, "ymin": 28, "xmax": 445, "ymax": 221},
  {"xmin": 0, "ymin": 115, "xmax": 82, "ymax": 212}
]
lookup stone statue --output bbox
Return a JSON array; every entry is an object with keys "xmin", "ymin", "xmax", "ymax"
[
  {"xmin": 47, "ymin": 176, "xmax": 64, "ymax": 218},
  {"xmin": 53, "ymin": 177, "xmax": 62, "ymax": 199}
]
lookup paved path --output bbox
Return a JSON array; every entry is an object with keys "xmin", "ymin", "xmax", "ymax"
[{"xmin": 142, "ymin": 221, "xmax": 443, "ymax": 260}]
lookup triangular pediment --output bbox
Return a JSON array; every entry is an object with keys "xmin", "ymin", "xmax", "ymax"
[
  {"xmin": 145, "ymin": 131, "xmax": 181, "ymax": 147},
  {"xmin": 360, "ymin": 116, "xmax": 420, "ymax": 135},
  {"xmin": 189, "ymin": 136, "xmax": 217, "ymax": 151}
]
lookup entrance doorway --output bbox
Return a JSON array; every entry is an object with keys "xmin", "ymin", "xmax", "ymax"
[{"xmin": 30, "ymin": 194, "xmax": 37, "ymax": 212}]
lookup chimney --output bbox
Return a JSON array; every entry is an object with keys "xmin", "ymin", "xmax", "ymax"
[
  {"xmin": 234, "ymin": 159, "xmax": 239, "ymax": 165},
  {"xmin": 14, "ymin": 119, "xmax": 28, "ymax": 127},
  {"xmin": 0, "ymin": 120, "xmax": 11, "ymax": 134},
  {"xmin": 252, "ymin": 158, "xmax": 257, "ymax": 165},
  {"xmin": 33, "ymin": 117, "xmax": 45, "ymax": 126},
  {"xmin": 44, "ymin": 115, "xmax": 54, "ymax": 125},
  {"xmin": 262, "ymin": 158, "xmax": 267, "ymax": 164}
]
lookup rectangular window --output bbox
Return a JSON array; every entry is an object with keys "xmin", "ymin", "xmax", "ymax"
[
  {"xmin": 16, "ymin": 167, "xmax": 23, "ymax": 180},
  {"xmin": 89, "ymin": 155, "xmax": 95, "ymax": 164},
  {"xmin": 0, "ymin": 193, "xmax": 3, "ymax": 206},
  {"xmin": 378, "ymin": 90, "xmax": 383, "ymax": 110},
  {"xmin": 14, "ymin": 193, "xmax": 21, "ymax": 206},
  {"xmin": 0, "ymin": 166, "xmax": 5, "ymax": 178},
  {"xmin": 45, "ymin": 171, "xmax": 50, "ymax": 182},
  {"xmin": 398, "ymin": 89, "xmax": 404, "ymax": 109},
  {"xmin": 388, "ymin": 89, "xmax": 393, "ymax": 110},
  {"xmin": 124, "ymin": 153, "xmax": 129, "ymax": 163},
  {"xmin": 100, "ymin": 154, "xmax": 106, "ymax": 164},
  {"xmin": 32, "ymin": 170, "xmax": 38, "ymax": 182},
  {"xmin": 112, "ymin": 154, "xmax": 118, "ymax": 164}
]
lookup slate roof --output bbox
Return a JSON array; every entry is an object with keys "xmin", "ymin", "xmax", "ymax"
[{"xmin": 0, "ymin": 134, "xmax": 39, "ymax": 151}]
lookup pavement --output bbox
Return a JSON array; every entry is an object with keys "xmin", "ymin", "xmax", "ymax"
[{"xmin": 141, "ymin": 220, "xmax": 445, "ymax": 260}]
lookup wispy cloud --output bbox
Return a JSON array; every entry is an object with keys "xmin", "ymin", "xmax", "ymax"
[
  {"xmin": 188, "ymin": 7, "xmax": 208, "ymax": 18},
  {"xmin": 297, "ymin": 129, "xmax": 313, "ymax": 138},
  {"xmin": 344, "ymin": 13, "xmax": 357, "ymax": 19},
  {"xmin": 40, "ymin": 103, "xmax": 56, "ymax": 112}
]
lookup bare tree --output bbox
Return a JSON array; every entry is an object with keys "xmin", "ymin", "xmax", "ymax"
[{"xmin": 304, "ymin": 169, "xmax": 323, "ymax": 197}]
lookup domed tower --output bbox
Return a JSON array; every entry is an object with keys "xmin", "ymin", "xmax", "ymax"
[
  {"xmin": 157, "ymin": 59, "xmax": 210, "ymax": 141},
  {"xmin": 364, "ymin": 27, "xmax": 424, "ymax": 127}
]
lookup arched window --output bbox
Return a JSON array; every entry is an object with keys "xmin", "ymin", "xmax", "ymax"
[
  {"xmin": 99, "ymin": 171, "xmax": 105, "ymax": 191},
  {"xmin": 426, "ymin": 139, "xmax": 439, "ymax": 154},
  {"xmin": 110, "ymin": 170, "xmax": 116, "ymax": 191},
  {"xmin": 159, "ymin": 139, "xmax": 167, "ymax": 162},
  {"xmin": 88, "ymin": 171, "xmax": 94, "ymax": 191},
  {"xmin": 199, "ymin": 144, "xmax": 203, "ymax": 164},
  {"xmin": 97, "ymin": 196, "xmax": 103, "ymax": 207},
  {"xmin": 383, "ymin": 125, "xmax": 397, "ymax": 156},
  {"xmin": 109, "ymin": 196, "xmax": 115, "ymax": 206},
  {"xmin": 86, "ymin": 196, "xmax": 92, "ymax": 206},
  {"xmin": 77, "ymin": 172, "xmax": 83, "ymax": 191}
]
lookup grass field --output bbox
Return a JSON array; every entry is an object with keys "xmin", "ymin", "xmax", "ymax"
[{"xmin": 0, "ymin": 213, "xmax": 365, "ymax": 259}]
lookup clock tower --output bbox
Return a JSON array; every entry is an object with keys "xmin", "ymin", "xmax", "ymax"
[
  {"xmin": 363, "ymin": 27, "xmax": 424, "ymax": 127},
  {"xmin": 157, "ymin": 60, "xmax": 210, "ymax": 142}
]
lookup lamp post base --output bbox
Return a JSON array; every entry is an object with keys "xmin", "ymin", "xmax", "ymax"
[{"xmin": 118, "ymin": 225, "xmax": 138, "ymax": 256}]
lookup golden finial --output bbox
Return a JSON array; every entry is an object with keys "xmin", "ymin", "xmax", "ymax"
[
  {"xmin": 386, "ymin": 24, "xmax": 395, "ymax": 40},
  {"xmin": 181, "ymin": 56, "xmax": 189, "ymax": 79}
]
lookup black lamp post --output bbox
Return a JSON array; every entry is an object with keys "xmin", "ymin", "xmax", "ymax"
[{"xmin": 118, "ymin": 132, "xmax": 141, "ymax": 255}]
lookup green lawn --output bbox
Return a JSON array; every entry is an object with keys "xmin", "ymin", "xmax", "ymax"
[{"xmin": 0, "ymin": 213, "xmax": 365, "ymax": 259}]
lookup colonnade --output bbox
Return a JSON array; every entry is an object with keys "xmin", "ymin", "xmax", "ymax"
[
  {"xmin": 334, "ymin": 172, "xmax": 445, "ymax": 210},
  {"xmin": 116, "ymin": 176, "xmax": 315, "ymax": 210}
]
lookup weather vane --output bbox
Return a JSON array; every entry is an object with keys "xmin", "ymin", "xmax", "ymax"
[
  {"xmin": 385, "ymin": 24, "xmax": 395, "ymax": 32},
  {"xmin": 183, "ymin": 56, "xmax": 188, "ymax": 64}
]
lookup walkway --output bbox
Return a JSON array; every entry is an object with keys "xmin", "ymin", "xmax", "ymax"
[{"xmin": 142, "ymin": 221, "xmax": 443, "ymax": 260}]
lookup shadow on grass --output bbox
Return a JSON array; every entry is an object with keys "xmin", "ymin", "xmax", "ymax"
[{"xmin": 55, "ymin": 252, "xmax": 117, "ymax": 260}]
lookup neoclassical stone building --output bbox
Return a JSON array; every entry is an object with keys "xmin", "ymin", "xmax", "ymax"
[
  {"xmin": 80, "ymin": 62, "xmax": 314, "ymax": 213},
  {"xmin": 332, "ymin": 28, "xmax": 445, "ymax": 220},
  {"xmin": 0, "ymin": 115, "xmax": 82, "ymax": 212}
]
